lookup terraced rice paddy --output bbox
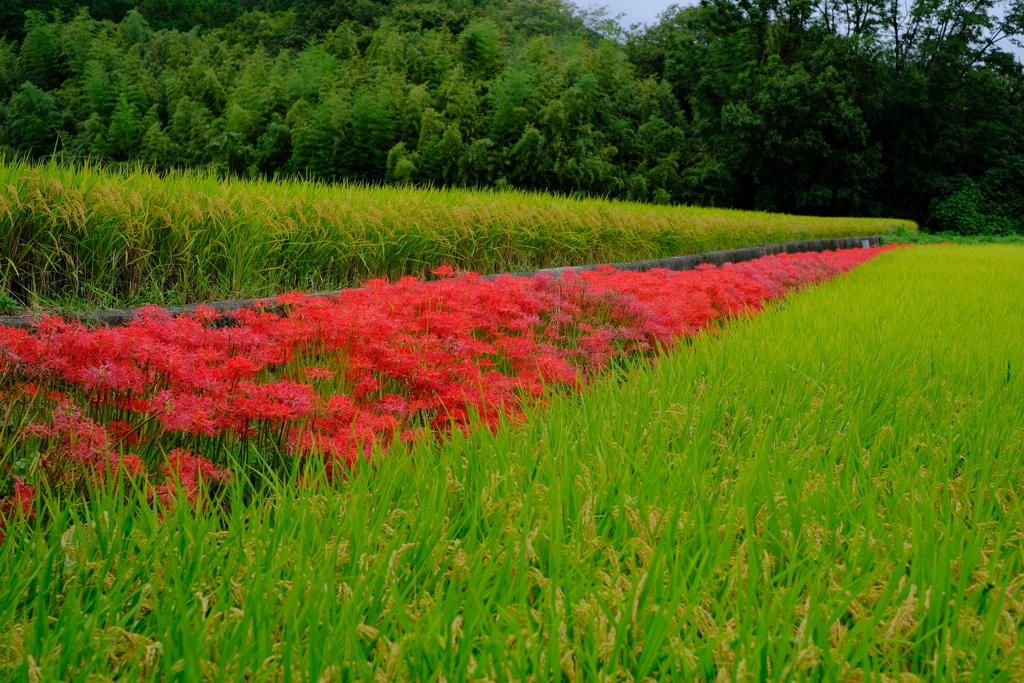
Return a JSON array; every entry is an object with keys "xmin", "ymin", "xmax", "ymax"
[
  {"xmin": 0, "ymin": 247, "xmax": 887, "ymax": 484},
  {"xmin": 0, "ymin": 159, "xmax": 914, "ymax": 310},
  {"xmin": 2, "ymin": 245, "xmax": 1022, "ymax": 681}
]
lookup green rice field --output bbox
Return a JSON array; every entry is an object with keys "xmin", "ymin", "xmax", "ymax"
[
  {"xmin": 0, "ymin": 159, "xmax": 915, "ymax": 310},
  {"xmin": 2, "ymin": 244, "xmax": 1021, "ymax": 681}
]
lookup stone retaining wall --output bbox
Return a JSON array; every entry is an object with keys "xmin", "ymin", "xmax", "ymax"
[{"xmin": 0, "ymin": 235, "xmax": 880, "ymax": 329}]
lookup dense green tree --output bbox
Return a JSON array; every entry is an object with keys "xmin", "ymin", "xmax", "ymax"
[
  {"xmin": 253, "ymin": 114, "xmax": 292, "ymax": 174},
  {"xmin": 168, "ymin": 96, "xmax": 216, "ymax": 164},
  {"xmin": 6, "ymin": 82, "xmax": 63, "ymax": 153},
  {"xmin": 292, "ymin": 0, "xmax": 390, "ymax": 37},
  {"xmin": 20, "ymin": 12, "xmax": 64, "ymax": 90},
  {"xmin": 458, "ymin": 136, "xmax": 497, "ymax": 186},
  {"xmin": 459, "ymin": 19, "xmax": 504, "ymax": 77},
  {"xmin": 0, "ymin": 0, "xmax": 1021, "ymax": 231},
  {"xmin": 77, "ymin": 112, "xmax": 109, "ymax": 157},
  {"xmin": 345, "ymin": 93, "xmax": 395, "ymax": 180},
  {"xmin": 0, "ymin": 40, "xmax": 24, "ymax": 101},
  {"xmin": 385, "ymin": 140, "xmax": 417, "ymax": 183},
  {"xmin": 930, "ymin": 153, "xmax": 1024, "ymax": 233},
  {"xmin": 627, "ymin": 0, "xmax": 1024, "ymax": 223},
  {"xmin": 81, "ymin": 60, "xmax": 116, "ymax": 118},
  {"xmin": 416, "ymin": 108, "xmax": 463, "ymax": 183},
  {"xmin": 506, "ymin": 125, "xmax": 550, "ymax": 188},
  {"xmin": 137, "ymin": 120, "xmax": 175, "ymax": 168},
  {"xmin": 105, "ymin": 93, "xmax": 146, "ymax": 158}
]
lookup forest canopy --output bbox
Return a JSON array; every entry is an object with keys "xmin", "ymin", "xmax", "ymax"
[{"xmin": 1, "ymin": 0, "xmax": 1022, "ymax": 231}]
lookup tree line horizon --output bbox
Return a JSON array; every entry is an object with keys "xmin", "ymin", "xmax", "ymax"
[{"xmin": 1, "ymin": 0, "xmax": 1022, "ymax": 233}]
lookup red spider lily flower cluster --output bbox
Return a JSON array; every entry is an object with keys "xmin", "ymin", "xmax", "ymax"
[
  {"xmin": 0, "ymin": 247, "xmax": 895, "ymax": 525},
  {"xmin": 0, "ymin": 477, "xmax": 34, "ymax": 543},
  {"xmin": 151, "ymin": 449, "xmax": 232, "ymax": 508}
]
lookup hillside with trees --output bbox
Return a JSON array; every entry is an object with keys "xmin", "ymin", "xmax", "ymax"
[{"xmin": 0, "ymin": 0, "xmax": 1022, "ymax": 231}]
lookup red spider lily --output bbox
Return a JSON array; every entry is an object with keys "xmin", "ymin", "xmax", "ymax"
[
  {"xmin": 0, "ymin": 246, "xmax": 899, "ymax": 517},
  {"xmin": 151, "ymin": 449, "xmax": 231, "ymax": 509},
  {"xmin": 0, "ymin": 478, "xmax": 35, "ymax": 544}
]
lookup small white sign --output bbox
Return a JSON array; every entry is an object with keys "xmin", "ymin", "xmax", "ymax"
[{"xmin": 861, "ymin": 239, "xmax": 870, "ymax": 248}]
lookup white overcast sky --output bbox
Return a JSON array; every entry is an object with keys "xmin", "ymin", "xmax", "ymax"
[
  {"xmin": 583, "ymin": 0, "xmax": 676, "ymax": 28},
  {"xmin": 582, "ymin": 0, "xmax": 1024, "ymax": 61}
]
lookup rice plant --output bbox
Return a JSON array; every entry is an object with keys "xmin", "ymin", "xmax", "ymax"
[
  {"xmin": 0, "ymin": 158, "xmax": 916, "ymax": 310},
  {"xmin": 2, "ymin": 245, "xmax": 1020, "ymax": 680}
]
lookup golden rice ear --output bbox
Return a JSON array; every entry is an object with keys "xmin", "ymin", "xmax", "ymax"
[{"xmin": 0, "ymin": 159, "xmax": 913, "ymax": 311}]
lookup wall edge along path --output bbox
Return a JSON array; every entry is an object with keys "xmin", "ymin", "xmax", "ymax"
[{"xmin": 0, "ymin": 236, "xmax": 880, "ymax": 330}]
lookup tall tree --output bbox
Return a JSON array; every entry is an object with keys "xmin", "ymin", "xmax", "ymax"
[
  {"xmin": 20, "ymin": 12, "xmax": 64, "ymax": 90},
  {"xmin": 6, "ymin": 82, "xmax": 63, "ymax": 153}
]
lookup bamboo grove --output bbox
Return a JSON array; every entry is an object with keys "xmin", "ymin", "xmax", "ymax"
[{"xmin": 0, "ymin": 0, "xmax": 1022, "ymax": 229}]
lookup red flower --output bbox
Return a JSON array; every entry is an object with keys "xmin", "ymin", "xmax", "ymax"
[
  {"xmin": 304, "ymin": 365, "xmax": 336, "ymax": 380},
  {"xmin": 152, "ymin": 449, "xmax": 231, "ymax": 509},
  {"xmin": 0, "ymin": 478, "xmax": 36, "ymax": 544},
  {"xmin": 0, "ymin": 245, "xmax": 899, "ymax": 491}
]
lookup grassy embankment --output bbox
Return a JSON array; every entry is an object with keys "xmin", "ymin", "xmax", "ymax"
[
  {"xmin": 2, "ymin": 245, "xmax": 1021, "ymax": 680},
  {"xmin": 0, "ymin": 159, "xmax": 915, "ymax": 311},
  {"xmin": 882, "ymin": 225, "xmax": 1024, "ymax": 246}
]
